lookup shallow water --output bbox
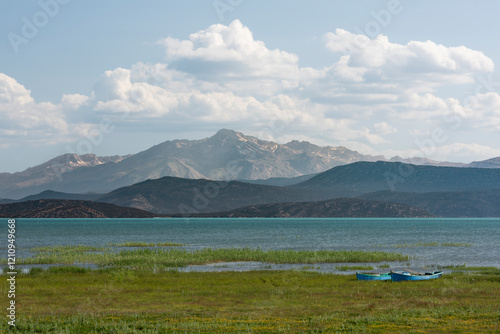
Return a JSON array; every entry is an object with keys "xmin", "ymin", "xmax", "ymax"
[{"xmin": 2, "ymin": 218, "xmax": 499, "ymax": 270}]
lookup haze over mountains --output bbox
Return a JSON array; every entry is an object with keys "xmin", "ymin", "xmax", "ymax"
[{"xmin": 1, "ymin": 129, "xmax": 499, "ymax": 200}]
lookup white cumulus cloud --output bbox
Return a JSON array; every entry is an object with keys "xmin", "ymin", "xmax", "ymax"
[
  {"xmin": 159, "ymin": 19, "xmax": 301, "ymax": 95},
  {"xmin": 0, "ymin": 73, "xmax": 69, "ymax": 146},
  {"xmin": 324, "ymin": 29, "xmax": 494, "ymax": 85}
]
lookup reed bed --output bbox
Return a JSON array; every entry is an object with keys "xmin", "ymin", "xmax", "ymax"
[{"xmin": 1, "ymin": 245, "xmax": 410, "ymax": 269}]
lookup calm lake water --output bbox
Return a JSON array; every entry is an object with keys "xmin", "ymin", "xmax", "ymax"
[{"xmin": 3, "ymin": 218, "xmax": 500, "ymax": 271}]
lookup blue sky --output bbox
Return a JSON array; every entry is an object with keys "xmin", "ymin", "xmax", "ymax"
[{"xmin": 1, "ymin": 0, "xmax": 500, "ymax": 172}]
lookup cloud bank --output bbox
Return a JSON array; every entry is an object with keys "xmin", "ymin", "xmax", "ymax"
[{"xmin": 1, "ymin": 20, "xmax": 499, "ymax": 162}]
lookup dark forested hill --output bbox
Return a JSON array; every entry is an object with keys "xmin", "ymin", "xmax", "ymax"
[
  {"xmin": 97, "ymin": 176, "xmax": 324, "ymax": 215},
  {"xmin": 293, "ymin": 161, "xmax": 500, "ymax": 197},
  {"xmin": 359, "ymin": 189, "xmax": 500, "ymax": 217},
  {"xmin": 0, "ymin": 199, "xmax": 156, "ymax": 218},
  {"xmin": 189, "ymin": 198, "xmax": 434, "ymax": 218}
]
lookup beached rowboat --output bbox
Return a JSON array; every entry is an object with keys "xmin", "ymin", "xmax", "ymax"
[
  {"xmin": 356, "ymin": 272, "xmax": 392, "ymax": 281},
  {"xmin": 390, "ymin": 270, "xmax": 443, "ymax": 282}
]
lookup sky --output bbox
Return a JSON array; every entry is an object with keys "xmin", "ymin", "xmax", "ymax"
[{"xmin": 1, "ymin": 0, "xmax": 500, "ymax": 173}]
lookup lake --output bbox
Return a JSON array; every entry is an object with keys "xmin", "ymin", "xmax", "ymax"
[{"xmin": 3, "ymin": 218, "xmax": 500, "ymax": 271}]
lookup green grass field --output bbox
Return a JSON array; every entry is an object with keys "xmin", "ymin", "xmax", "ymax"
[
  {"xmin": 1, "ymin": 245, "xmax": 498, "ymax": 333},
  {"xmin": 1, "ymin": 267, "xmax": 499, "ymax": 333}
]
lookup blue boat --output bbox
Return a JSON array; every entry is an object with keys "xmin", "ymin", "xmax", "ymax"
[
  {"xmin": 390, "ymin": 270, "xmax": 443, "ymax": 282},
  {"xmin": 356, "ymin": 272, "xmax": 392, "ymax": 281}
]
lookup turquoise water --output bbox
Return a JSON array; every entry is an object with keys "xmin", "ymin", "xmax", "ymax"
[{"xmin": 3, "ymin": 218, "xmax": 500, "ymax": 269}]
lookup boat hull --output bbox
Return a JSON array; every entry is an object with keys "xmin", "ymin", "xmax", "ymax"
[
  {"xmin": 356, "ymin": 272, "xmax": 392, "ymax": 281},
  {"xmin": 390, "ymin": 271, "xmax": 443, "ymax": 282}
]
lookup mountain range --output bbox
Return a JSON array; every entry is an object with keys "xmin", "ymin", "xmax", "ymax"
[
  {"xmin": 1, "ymin": 129, "xmax": 497, "ymax": 199},
  {"xmin": 2, "ymin": 160, "xmax": 499, "ymax": 217},
  {"xmin": 0, "ymin": 129, "xmax": 499, "ymax": 218}
]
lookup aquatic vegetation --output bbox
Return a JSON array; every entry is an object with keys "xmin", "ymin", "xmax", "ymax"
[
  {"xmin": 393, "ymin": 241, "xmax": 473, "ymax": 247},
  {"xmin": 444, "ymin": 264, "xmax": 500, "ymax": 271},
  {"xmin": 371, "ymin": 241, "xmax": 473, "ymax": 248},
  {"xmin": 1, "ymin": 245, "xmax": 410, "ymax": 269},
  {"xmin": 107, "ymin": 241, "xmax": 185, "ymax": 247},
  {"xmin": 335, "ymin": 265, "xmax": 374, "ymax": 271},
  {"xmin": 31, "ymin": 244, "xmax": 108, "ymax": 252},
  {"xmin": 439, "ymin": 242, "xmax": 473, "ymax": 247}
]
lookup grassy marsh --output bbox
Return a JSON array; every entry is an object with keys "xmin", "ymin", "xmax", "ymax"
[
  {"xmin": 1, "ymin": 268, "xmax": 499, "ymax": 333},
  {"xmin": 2, "ymin": 246, "xmax": 410, "ymax": 270}
]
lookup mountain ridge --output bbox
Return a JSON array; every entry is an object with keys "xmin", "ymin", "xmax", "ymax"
[
  {"xmin": 1, "ymin": 129, "xmax": 498, "ymax": 199},
  {"xmin": 293, "ymin": 161, "xmax": 500, "ymax": 197},
  {"xmin": 2, "ymin": 161, "xmax": 499, "ymax": 217}
]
